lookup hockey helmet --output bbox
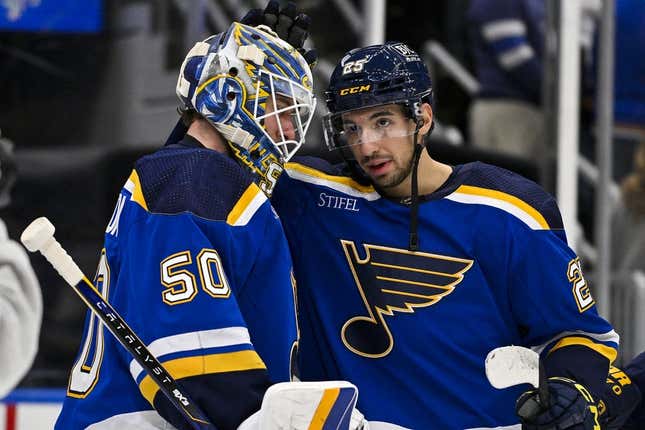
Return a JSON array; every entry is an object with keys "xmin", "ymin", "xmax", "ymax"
[
  {"xmin": 323, "ymin": 42, "xmax": 433, "ymax": 151},
  {"xmin": 176, "ymin": 22, "xmax": 316, "ymax": 194}
]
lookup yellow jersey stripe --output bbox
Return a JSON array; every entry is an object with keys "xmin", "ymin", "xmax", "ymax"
[
  {"xmin": 308, "ymin": 387, "xmax": 341, "ymax": 430},
  {"xmin": 139, "ymin": 350, "xmax": 266, "ymax": 405},
  {"xmin": 452, "ymin": 185, "xmax": 549, "ymax": 229},
  {"xmin": 129, "ymin": 327, "xmax": 252, "ymax": 381},
  {"xmin": 285, "ymin": 163, "xmax": 378, "ymax": 200},
  {"xmin": 226, "ymin": 183, "xmax": 266, "ymax": 226},
  {"xmin": 127, "ymin": 170, "xmax": 149, "ymax": 211},
  {"xmin": 548, "ymin": 336, "xmax": 617, "ymax": 363}
]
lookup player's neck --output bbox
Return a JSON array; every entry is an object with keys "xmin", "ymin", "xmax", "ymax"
[
  {"xmin": 386, "ymin": 151, "xmax": 452, "ymax": 198},
  {"xmin": 187, "ymin": 119, "xmax": 228, "ymax": 153}
]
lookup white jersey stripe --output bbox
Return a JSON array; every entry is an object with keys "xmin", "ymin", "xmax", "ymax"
[
  {"xmin": 499, "ymin": 44, "xmax": 535, "ymax": 69},
  {"xmin": 531, "ymin": 329, "xmax": 620, "ymax": 355},
  {"xmin": 129, "ymin": 327, "xmax": 252, "ymax": 381},
  {"xmin": 482, "ymin": 19, "xmax": 527, "ymax": 41},
  {"xmin": 124, "ymin": 179, "xmax": 134, "ymax": 194},
  {"xmin": 445, "ymin": 192, "xmax": 543, "ymax": 230},
  {"xmin": 231, "ymin": 191, "xmax": 267, "ymax": 226},
  {"xmin": 286, "ymin": 168, "xmax": 381, "ymax": 201}
]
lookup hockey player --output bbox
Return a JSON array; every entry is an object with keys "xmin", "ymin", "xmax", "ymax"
[
  {"xmin": 0, "ymin": 132, "xmax": 42, "ymax": 397},
  {"xmin": 53, "ymin": 22, "xmax": 324, "ymax": 429},
  {"xmin": 269, "ymin": 42, "xmax": 622, "ymax": 429}
]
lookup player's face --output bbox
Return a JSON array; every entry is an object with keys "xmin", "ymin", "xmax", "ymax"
[
  {"xmin": 342, "ymin": 104, "xmax": 417, "ymax": 190},
  {"xmin": 264, "ymin": 95, "xmax": 297, "ymax": 142}
]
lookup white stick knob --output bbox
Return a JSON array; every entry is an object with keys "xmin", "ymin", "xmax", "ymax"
[
  {"xmin": 485, "ymin": 346, "xmax": 540, "ymax": 389},
  {"xmin": 21, "ymin": 217, "xmax": 84, "ymax": 286}
]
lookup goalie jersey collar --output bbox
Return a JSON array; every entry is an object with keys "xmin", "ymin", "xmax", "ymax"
[{"xmin": 171, "ymin": 133, "xmax": 206, "ymax": 149}]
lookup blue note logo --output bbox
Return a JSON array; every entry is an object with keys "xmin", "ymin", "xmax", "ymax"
[{"xmin": 340, "ymin": 240, "xmax": 473, "ymax": 358}]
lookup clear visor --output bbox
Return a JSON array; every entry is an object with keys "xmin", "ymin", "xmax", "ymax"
[
  {"xmin": 253, "ymin": 70, "xmax": 316, "ymax": 162},
  {"xmin": 323, "ymin": 103, "xmax": 416, "ymax": 152}
]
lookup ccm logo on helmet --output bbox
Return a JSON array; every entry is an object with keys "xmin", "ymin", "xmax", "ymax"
[{"xmin": 339, "ymin": 85, "xmax": 371, "ymax": 96}]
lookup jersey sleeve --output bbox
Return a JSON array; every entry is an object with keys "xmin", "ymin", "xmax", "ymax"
[
  {"xmin": 468, "ymin": 0, "xmax": 542, "ymax": 100},
  {"xmin": 503, "ymin": 200, "xmax": 618, "ymax": 396},
  {"xmin": 110, "ymin": 168, "xmax": 296, "ymax": 430},
  {"xmin": 235, "ymin": 204, "xmax": 298, "ymax": 384}
]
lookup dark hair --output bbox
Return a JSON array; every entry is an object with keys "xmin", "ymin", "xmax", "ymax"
[{"xmin": 178, "ymin": 107, "xmax": 203, "ymax": 127}]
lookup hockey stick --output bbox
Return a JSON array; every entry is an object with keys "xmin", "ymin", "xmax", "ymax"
[
  {"xmin": 21, "ymin": 217, "xmax": 218, "ymax": 430},
  {"xmin": 485, "ymin": 346, "xmax": 550, "ymax": 412}
]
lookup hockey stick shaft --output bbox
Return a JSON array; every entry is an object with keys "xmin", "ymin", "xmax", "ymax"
[{"xmin": 21, "ymin": 217, "xmax": 217, "ymax": 430}]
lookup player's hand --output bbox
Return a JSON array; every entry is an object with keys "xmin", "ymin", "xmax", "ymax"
[
  {"xmin": 240, "ymin": 0, "xmax": 317, "ymax": 67},
  {"xmin": 516, "ymin": 377, "xmax": 601, "ymax": 430}
]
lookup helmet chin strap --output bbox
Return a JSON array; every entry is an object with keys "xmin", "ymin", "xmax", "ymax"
[{"xmin": 408, "ymin": 121, "xmax": 423, "ymax": 251}]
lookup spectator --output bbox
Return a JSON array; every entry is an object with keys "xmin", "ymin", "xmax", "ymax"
[
  {"xmin": 0, "ymin": 132, "xmax": 42, "ymax": 397},
  {"xmin": 466, "ymin": 0, "xmax": 546, "ymax": 158},
  {"xmin": 611, "ymin": 141, "xmax": 645, "ymax": 275}
]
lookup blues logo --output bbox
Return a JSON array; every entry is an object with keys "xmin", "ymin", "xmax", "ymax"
[{"xmin": 340, "ymin": 241, "xmax": 473, "ymax": 358}]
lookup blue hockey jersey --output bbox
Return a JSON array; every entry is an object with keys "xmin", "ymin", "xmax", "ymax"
[
  {"xmin": 272, "ymin": 158, "xmax": 618, "ymax": 430},
  {"xmin": 55, "ymin": 139, "xmax": 298, "ymax": 429}
]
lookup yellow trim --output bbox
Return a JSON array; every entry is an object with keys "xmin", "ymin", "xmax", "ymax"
[
  {"xmin": 455, "ymin": 185, "xmax": 549, "ymax": 229},
  {"xmin": 128, "ymin": 170, "xmax": 149, "ymax": 211},
  {"xmin": 235, "ymin": 24, "xmax": 292, "ymax": 78},
  {"xmin": 139, "ymin": 350, "xmax": 266, "ymax": 405},
  {"xmin": 308, "ymin": 388, "xmax": 340, "ymax": 430},
  {"xmin": 196, "ymin": 73, "xmax": 230, "ymax": 96},
  {"xmin": 226, "ymin": 183, "xmax": 262, "ymax": 225},
  {"xmin": 286, "ymin": 162, "xmax": 375, "ymax": 194},
  {"xmin": 376, "ymin": 275, "xmax": 452, "ymax": 290},
  {"xmin": 548, "ymin": 336, "xmax": 617, "ymax": 363}
]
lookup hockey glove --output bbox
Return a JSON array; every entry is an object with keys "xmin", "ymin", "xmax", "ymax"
[
  {"xmin": 516, "ymin": 377, "xmax": 600, "ymax": 430},
  {"xmin": 240, "ymin": 0, "xmax": 317, "ymax": 67},
  {"xmin": 597, "ymin": 366, "xmax": 642, "ymax": 430}
]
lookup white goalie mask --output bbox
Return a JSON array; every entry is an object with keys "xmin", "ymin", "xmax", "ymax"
[{"xmin": 176, "ymin": 22, "xmax": 316, "ymax": 195}]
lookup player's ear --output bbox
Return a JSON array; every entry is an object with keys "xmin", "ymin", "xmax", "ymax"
[{"xmin": 418, "ymin": 103, "xmax": 433, "ymax": 136}]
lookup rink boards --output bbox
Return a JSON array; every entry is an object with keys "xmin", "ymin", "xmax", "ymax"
[{"xmin": 0, "ymin": 389, "xmax": 63, "ymax": 430}]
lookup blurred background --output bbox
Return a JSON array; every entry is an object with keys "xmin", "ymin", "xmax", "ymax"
[{"xmin": 0, "ymin": 0, "xmax": 643, "ymax": 391}]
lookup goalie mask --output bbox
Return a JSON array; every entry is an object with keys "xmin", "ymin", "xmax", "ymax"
[
  {"xmin": 176, "ymin": 22, "xmax": 316, "ymax": 195},
  {"xmin": 323, "ymin": 42, "xmax": 433, "ymax": 154}
]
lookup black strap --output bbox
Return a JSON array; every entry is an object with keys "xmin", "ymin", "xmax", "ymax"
[{"xmin": 408, "ymin": 122, "xmax": 423, "ymax": 251}]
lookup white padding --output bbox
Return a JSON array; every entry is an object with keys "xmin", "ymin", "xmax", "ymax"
[
  {"xmin": 238, "ymin": 381, "xmax": 359, "ymax": 430},
  {"xmin": 237, "ymin": 45, "xmax": 266, "ymax": 65},
  {"xmin": 187, "ymin": 41, "xmax": 211, "ymax": 58}
]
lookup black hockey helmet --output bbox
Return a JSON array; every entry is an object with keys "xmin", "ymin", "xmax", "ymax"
[{"xmin": 323, "ymin": 42, "xmax": 433, "ymax": 152}]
